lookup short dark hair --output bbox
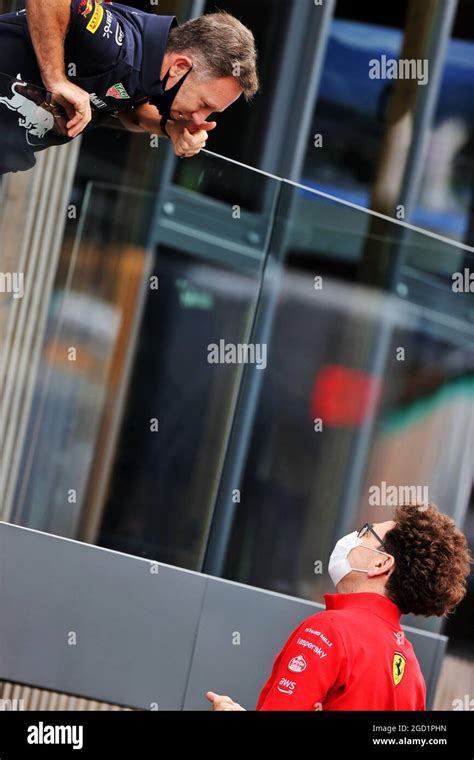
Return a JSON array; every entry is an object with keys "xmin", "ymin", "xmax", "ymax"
[
  {"xmin": 167, "ymin": 12, "xmax": 259, "ymax": 100},
  {"xmin": 383, "ymin": 503, "xmax": 472, "ymax": 616}
]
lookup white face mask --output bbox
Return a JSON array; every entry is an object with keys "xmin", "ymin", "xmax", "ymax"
[{"xmin": 328, "ymin": 530, "xmax": 388, "ymax": 587}]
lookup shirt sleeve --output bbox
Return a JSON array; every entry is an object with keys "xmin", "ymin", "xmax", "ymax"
[
  {"xmin": 67, "ymin": 0, "xmax": 123, "ymax": 77},
  {"xmin": 256, "ymin": 614, "xmax": 345, "ymax": 711}
]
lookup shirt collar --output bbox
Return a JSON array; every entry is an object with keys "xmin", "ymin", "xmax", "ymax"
[
  {"xmin": 324, "ymin": 592, "xmax": 402, "ymax": 628},
  {"xmin": 140, "ymin": 14, "xmax": 178, "ymax": 98}
]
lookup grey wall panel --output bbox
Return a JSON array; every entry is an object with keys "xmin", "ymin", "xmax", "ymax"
[
  {"xmin": 0, "ymin": 523, "xmax": 206, "ymax": 709},
  {"xmin": 0, "ymin": 523, "xmax": 447, "ymax": 710},
  {"xmin": 182, "ymin": 578, "xmax": 325, "ymax": 710},
  {"xmin": 404, "ymin": 625, "xmax": 448, "ymax": 709}
]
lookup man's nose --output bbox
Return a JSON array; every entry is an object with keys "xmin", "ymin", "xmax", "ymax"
[{"xmin": 190, "ymin": 110, "xmax": 212, "ymax": 125}]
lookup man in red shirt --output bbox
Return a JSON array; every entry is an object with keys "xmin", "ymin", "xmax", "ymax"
[{"xmin": 207, "ymin": 503, "xmax": 471, "ymax": 711}]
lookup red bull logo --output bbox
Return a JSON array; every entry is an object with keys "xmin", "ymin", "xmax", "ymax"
[{"xmin": 0, "ymin": 74, "xmax": 54, "ymax": 144}]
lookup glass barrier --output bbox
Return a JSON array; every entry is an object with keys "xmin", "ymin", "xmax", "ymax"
[
  {"xmin": 1, "ymin": 151, "xmax": 279, "ymax": 576},
  {"xmin": 7, "ymin": 182, "xmax": 157, "ymax": 536},
  {"xmin": 1, "ymin": 135, "xmax": 473, "ymax": 639},
  {"xmin": 221, "ymin": 180, "xmax": 474, "ymax": 636}
]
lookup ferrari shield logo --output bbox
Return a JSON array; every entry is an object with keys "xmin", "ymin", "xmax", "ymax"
[{"xmin": 392, "ymin": 652, "xmax": 406, "ymax": 686}]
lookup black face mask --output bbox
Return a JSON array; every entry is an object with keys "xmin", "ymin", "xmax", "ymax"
[{"xmin": 149, "ymin": 65, "xmax": 193, "ymax": 120}]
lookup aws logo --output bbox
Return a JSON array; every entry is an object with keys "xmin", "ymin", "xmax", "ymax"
[
  {"xmin": 277, "ymin": 678, "xmax": 296, "ymax": 695},
  {"xmin": 392, "ymin": 652, "xmax": 406, "ymax": 686}
]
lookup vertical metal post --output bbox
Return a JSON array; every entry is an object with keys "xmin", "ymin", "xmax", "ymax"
[{"xmin": 259, "ymin": 0, "xmax": 336, "ymax": 180}]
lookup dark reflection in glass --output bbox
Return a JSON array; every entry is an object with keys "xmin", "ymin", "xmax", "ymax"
[{"xmin": 99, "ymin": 246, "xmax": 264, "ymax": 568}]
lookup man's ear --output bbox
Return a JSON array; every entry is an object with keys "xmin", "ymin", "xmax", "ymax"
[
  {"xmin": 367, "ymin": 553, "xmax": 395, "ymax": 578},
  {"xmin": 170, "ymin": 56, "xmax": 193, "ymax": 77}
]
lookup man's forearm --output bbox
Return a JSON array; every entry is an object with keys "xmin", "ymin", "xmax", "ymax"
[
  {"xmin": 117, "ymin": 110, "xmax": 147, "ymax": 134},
  {"xmin": 116, "ymin": 103, "xmax": 172, "ymax": 136},
  {"xmin": 26, "ymin": 0, "xmax": 72, "ymax": 89},
  {"xmin": 128, "ymin": 102, "xmax": 170, "ymax": 137}
]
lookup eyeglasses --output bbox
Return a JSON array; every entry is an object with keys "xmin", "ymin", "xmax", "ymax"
[{"xmin": 357, "ymin": 522, "xmax": 388, "ymax": 552}]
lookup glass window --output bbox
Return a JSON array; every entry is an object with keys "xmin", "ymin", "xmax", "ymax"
[
  {"xmin": 301, "ymin": 0, "xmax": 474, "ymax": 246},
  {"xmin": 221, "ymin": 181, "xmax": 474, "ymax": 635},
  {"xmin": 412, "ymin": 5, "xmax": 474, "ymax": 245},
  {"xmin": 301, "ymin": 7, "xmax": 406, "ymax": 220},
  {"xmin": 5, "ymin": 153, "xmax": 279, "ymax": 573}
]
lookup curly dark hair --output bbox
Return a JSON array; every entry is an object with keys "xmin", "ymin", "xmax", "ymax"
[{"xmin": 383, "ymin": 503, "xmax": 472, "ymax": 617}]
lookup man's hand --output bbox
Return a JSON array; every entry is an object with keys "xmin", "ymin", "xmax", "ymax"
[
  {"xmin": 126, "ymin": 104, "xmax": 216, "ymax": 157},
  {"xmin": 206, "ymin": 692, "xmax": 246, "ymax": 711},
  {"xmin": 50, "ymin": 79, "xmax": 92, "ymax": 138},
  {"xmin": 167, "ymin": 120, "xmax": 217, "ymax": 158},
  {"xmin": 26, "ymin": 0, "xmax": 90, "ymax": 138}
]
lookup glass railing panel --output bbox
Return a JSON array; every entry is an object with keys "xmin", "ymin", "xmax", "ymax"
[{"xmin": 222, "ymin": 180, "xmax": 474, "ymax": 633}]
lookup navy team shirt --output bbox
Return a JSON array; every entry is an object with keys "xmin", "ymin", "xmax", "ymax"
[
  {"xmin": 65, "ymin": 1, "xmax": 177, "ymax": 113},
  {"xmin": 0, "ymin": 1, "xmax": 177, "ymax": 172}
]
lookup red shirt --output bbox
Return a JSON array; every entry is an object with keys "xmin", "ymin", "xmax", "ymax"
[{"xmin": 256, "ymin": 592, "xmax": 426, "ymax": 711}]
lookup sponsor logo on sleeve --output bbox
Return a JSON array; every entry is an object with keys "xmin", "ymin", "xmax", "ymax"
[
  {"xmin": 304, "ymin": 627, "xmax": 333, "ymax": 647},
  {"xmin": 115, "ymin": 23, "xmax": 124, "ymax": 46},
  {"xmin": 89, "ymin": 92, "xmax": 108, "ymax": 109},
  {"xmin": 288, "ymin": 654, "xmax": 307, "ymax": 673},
  {"xmin": 277, "ymin": 678, "xmax": 296, "ymax": 695},
  {"xmin": 393, "ymin": 630, "xmax": 405, "ymax": 646},
  {"xmin": 297, "ymin": 638, "xmax": 327, "ymax": 658},
  {"xmin": 102, "ymin": 8, "xmax": 114, "ymax": 38},
  {"xmin": 78, "ymin": 0, "xmax": 93, "ymax": 16},
  {"xmin": 392, "ymin": 652, "xmax": 407, "ymax": 686},
  {"xmin": 86, "ymin": 4, "xmax": 104, "ymax": 34},
  {"xmin": 106, "ymin": 83, "xmax": 130, "ymax": 100}
]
